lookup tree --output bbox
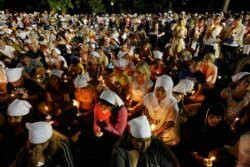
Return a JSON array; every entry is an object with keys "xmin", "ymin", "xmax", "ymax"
[
  {"xmin": 88, "ymin": 0, "xmax": 106, "ymax": 14},
  {"xmin": 222, "ymin": 0, "xmax": 230, "ymax": 12},
  {"xmin": 47, "ymin": 0, "xmax": 74, "ymax": 13}
]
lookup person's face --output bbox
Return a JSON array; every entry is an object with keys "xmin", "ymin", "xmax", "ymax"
[
  {"xmin": 131, "ymin": 135, "xmax": 151, "ymax": 152},
  {"xmin": 23, "ymin": 45, "xmax": 29, "ymax": 52},
  {"xmin": 238, "ymin": 77, "xmax": 250, "ymax": 91},
  {"xmin": 134, "ymin": 70, "xmax": 145, "ymax": 81},
  {"xmin": 8, "ymin": 115, "xmax": 22, "ymax": 126},
  {"xmin": 51, "ymin": 50, "xmax": 58, "ymax": 58},
  {"xmin": 232, "ymin": 19, "xmax": 242, "ymax": 27},
  {"xmin": 29, "ymin": 140, "xmax": 49, "ymax": 153},
  {"xmin": 155, "ymin": 86, "xmax": 167, "ymax": 102},
  {"xmin": 21, "ymin": 56, "xmax": 30, "ymax": 66},
  {"xmin": 190, "ymin": 61, "xmax": 201, "ymax": 73},
  {"xmin": 213, "ymin": 16, "xmax": 221, "ymax": 25},
  {"xmin": 99, "ymin": 102, "xmax": 113, "ymax": 114},
  {"xmin": 207, "ymin": 114, "xmax": 222, "ymax": 127},
  {"xmin": 49, "ymin": 75, "xmax": 59, "ymax": 86}
]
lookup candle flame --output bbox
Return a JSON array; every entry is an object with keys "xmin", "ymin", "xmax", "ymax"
[
  {"xmin": 210, "ymin": 156, "xmax": 216, "ymax": 161},
  {"xmin": 151, "ymin": 124, "xmax": 156, "ymax": 131},
  {"xmin": 73, "ymin": 100, "xmax": 79, "ymax": 107},
  {"xmin": 45, "ymin": 106, "xmax": 48, "ymax": 111}
]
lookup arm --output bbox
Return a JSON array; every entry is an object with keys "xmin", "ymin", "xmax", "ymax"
[
  {"xmin": 104, "ymin": 107, "xmax": 128, "ymax": 136},
  {"xmin": 58, "ymin": 141, "xmax": 74, "ymax": 167},
  {"xmin": 110, "ymin": 146, "xmax": 126, "ymax": 167}
]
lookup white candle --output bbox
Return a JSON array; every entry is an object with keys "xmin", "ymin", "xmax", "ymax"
[
  {"xmin": 151, "ymin": 124, "xmax": 156, "ymax": 131},
  {"xmin": 73, "ymin": 100, "xmax": 81, "ymax": 116}
]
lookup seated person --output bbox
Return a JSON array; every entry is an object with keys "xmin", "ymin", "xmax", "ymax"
[
  {"xmin": 199, "ymin": 53, "xmax": 218, "ymax": 89},
  {"xmin": 179, "ymin": 57, "xmax": 206, "ymax": 103},
  {"xmin": 16, "ymin": 53, "xmax": 46, "ymax": 82},
  {"xmin": 181, "ymin": 102, "xmax": 237, "ymax": 167},
  {"xmin": 110, "ymin": 115, "xmax": 180, "ymax": 167}
]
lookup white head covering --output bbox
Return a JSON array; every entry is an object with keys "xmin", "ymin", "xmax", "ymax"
[
  {"xmin": 114, "ymin": 58, "xmax": 129, "ymax": 70},
  {"xmin": 53, "ymin": 48, "xmax": 61, "ymax": 55},
  {"xmin": 90, "ymin": 51, "xmax": 100, "ymax": 58},
  {"xmin": 74, "ymin": 73, "xmax": 90, "ymax": 88},
  {"xmin": 100, "ymin": 90, "xmax": 124, "ymax": 107},
  {"xmin": 237, "ymin": 132, "xmax": 250, "ymax": 167},
  {"xmin": 143, "ymin": 75, "xmax": 178, "ymax": 114},
  {"xmin": 128, "ymin": 115, "xmax": 151, "ymax": 138},
  {"xmin": 231, "ymin": 72, "xmax": 250, "ymax": 83},
  {"xmin": 153, "ymin": 50, "xmax": 163, "ymax": 60},
  {"xmin": 7, "ymin": 99, "xmax": 31, "ymax": 116},
  {"xmin": 26, "ymin": 121, "xmax": 53, "ymax": 144},
  {"xmin": 5, "ymin": 68, "xmax": 23, "ymax": 82},
  {"xmin": 49, "ymin": 69, "xmax": 64, "ymax": 78},
  {"xmin": 173, "ymin": 79, "xmax": 194, "ymax": 95}
]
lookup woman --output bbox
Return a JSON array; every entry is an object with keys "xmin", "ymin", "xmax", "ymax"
[
  {"xmin": 45, "ymin": 69, "xmax": 74, "ymax": 132},
  {"xmin": 199, "ymin": 53, "xmax": 218, "ymax": 89},
  {"xmin": 14, "ymin": 121, "xmax": 74, "ymax": 167},
  {"xmin": 182, "ymin": 102, "xmax": 237, "ymax": 167},
  {"xmin": 126, "ymin": 60, "xmax": 153, "ymax": 119},
  {"xmin": 171, "ymin": 17, "xmax": 187, "ymax": 55},
  {"xmin": 220, "ymin": 72, "xmax": 250, "ymax": 126},
  {"xmin": 75, "ymin": 90, "xmax": 127, "ymax": 167},
  {"xmin": 93, "ymin": 90, "xmax": 128, "ymax": 137},
  {"xmin": 143, "ymin": 75, "xmax": 180, "ymax": 146}
]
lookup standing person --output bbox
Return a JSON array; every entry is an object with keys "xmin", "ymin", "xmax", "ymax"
[
  {"xmin": 143, "ymin": 75, "xmax": 180, "ymax": 146},
  {"xmin": 110, "ymin": 115, "xmax": 180, "ymax": 167},
  {"xmin": 14, "ymin": 121, "xmax": 74, "ymax": 167},
  {"xmin": 148, "ymin": 22, "xmax": 165, "ymax": 50},
  {"xmin": 220, "ymin": 14, "xmax": 246, "ymax": 74}
]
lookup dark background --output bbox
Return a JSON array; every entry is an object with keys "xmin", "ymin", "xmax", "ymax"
[{"xmin": 1, "ymin": 0, "xmax": 249, "ymax": 14}]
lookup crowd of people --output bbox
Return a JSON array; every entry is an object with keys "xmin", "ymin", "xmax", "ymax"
[{"xmin": 0, "ymin": 9, "xmax": 250, "ymax": 167}]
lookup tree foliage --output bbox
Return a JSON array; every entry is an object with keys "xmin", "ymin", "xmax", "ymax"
[
  {"xmin": 88, "ymin": 0, "xmax": 106, "ymax": 14},
  {"xmin": 47, "ymin": 0, "xmax": 74, "ymax": 13}
]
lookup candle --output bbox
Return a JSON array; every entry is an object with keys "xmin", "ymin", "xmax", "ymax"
[
  {"xmin": 96, "ymin": 127, "xmax": 103, "ymax": 137},
  {"xmin": 203, "ymin": 156, "xmax": 216, "ymax": 167},
  {"xmin": 231, "ymin": 117, "xmax": 240, "ymax": 130},
  {"xmin": 35, "ymin": 74, "xmax": 41, "ymax": 83},
  {"xmin": 151, "ymin": 124, "xmax": 156, "ymax": 131},
  {"xmin": 73, "ymin": 100, "xmax": 81, "ymax": 116},
  {"xmin": 63, "ymin": 74, "xmax": 68, "ymax": 83}
]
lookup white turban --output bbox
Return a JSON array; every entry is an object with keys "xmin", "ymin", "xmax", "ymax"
[
  {"xmin": 49, "ymin": 69, "xmax": 64, "ymax": 78},
  {"xmin": 128, "ymin": 115, "xmax": 152, "ymax": 138},
  {"xmin": 153, "ymin": 50, "xmax": 163, "ymax": 60},
  {"xmin": 5, "ymin": 68, "xmax": 23, "ymax": 82},
  {"xmin": 114, "ymin": 58, "xmax": 129, "ymax": 70},
  {"xmin": 74, "ymin": 72, "xmax": 90, "ymax": 88},
  {"xmin": 7, "ymin": 99, "xmax": 31, "ymax": 116},
  {"xmin": 26, "ymin": 121, "xmax": 53, "ymax": 144},
  {"xmin": 100, "ymin": 90, "xmax": 124, "ymax": 107},
  {"xmin": 231, "ymin": 72, "xmax": 250, "ymax": 83},
  {"xmin": 90, "ymin": 51, "xmax": 100, "ymax": 58},
  {"xmin": 173, "ymin": 79, "xmax": 194, "ymax": 95}
]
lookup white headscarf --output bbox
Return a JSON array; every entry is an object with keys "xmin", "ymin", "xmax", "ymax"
[{"xmin": 143, "ymin": 75, "xmax": 178, "ymax": 125}]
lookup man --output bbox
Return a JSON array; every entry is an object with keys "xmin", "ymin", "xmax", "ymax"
[
  {"xmin": 220, "ymin": 14, "xmax": 246, "ymax": 73},
  {"xmin": 110, "ymin": 115, "xmax": 180, "ymax": 167}
]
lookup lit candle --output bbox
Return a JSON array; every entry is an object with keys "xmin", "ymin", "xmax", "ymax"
[
  {"xmin": 231, "ymin": 117, "xmax": 240, "ymax": 130},
  {"xmin": 203, "ymin": 156, "xmax": 216, "ymax": 167},
  {"xmin": 46, "ymin": 69, "xmax": 51, "ymax": 74},
  {"xmin": 35, "ymin": 74, "xmax": 41, "ymax": 83},
  {"xmin": 151, "ymin": 124, "xmax": 156, "ymax": 131},
  {"xmin": 73, "ymin": 100, "xmax": 81, "ymax": 116},
  {"xmin": 95, "ymin": 127, "xmax": 103, "ymax": 137},
  {"xmin": 63, "ymin": 74, "xmax": 68, "ymax": 83}
]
